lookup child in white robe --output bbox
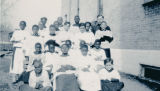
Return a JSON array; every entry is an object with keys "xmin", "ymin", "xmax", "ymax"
[
  {"xmin": 38, "ymin": 21, "xmax": 49, "ymax": 38},
  {"xmin": 26, "ymin": 43, "xmax": 45, "ymax": 72},
  {"xmin": 10, "ymin": 21, "xmax": 29, "ymax": 82},
  {"xmin": 29, "ymin": 59, "xmax": 52, "ymax": 90},
  {"xmin": 43, "ymin": 25, "xmax": 60, "ymax": 53},
  {"xmin": 73, "ymin": 23, "xmax": 95, "ymax": 50},
  {"xmin": 43, "ymin": 40, "xmax": 60, "ymax": 74},
  {"xmin": 56, "ymin": 22, "xmax": 74, "ymax": 45},
  {"xmin": 90, "ymin": 39, "xmax": 106, "ymax": 66},
  {"xmin": 76, "ymin": 45, "xmax": 101, "ymax": 91},
  {"xmin": 95, "ymin": 21, "xmax": 113, "ymax": 58},
  {"xmin": 52, "ymin": 44, "xmax": 79, "ymax": 91},
  {"xmin": 98, "ymin": 58, "xmax": 124, "ymax": 91}
]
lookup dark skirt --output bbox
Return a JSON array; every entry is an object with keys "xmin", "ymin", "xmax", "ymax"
[
  {"xmin": 101, "ymin": 80, "xmax": 124, "ymax": 91},
  {"xmin": 56, "ymin": 74, "xmax": 80, "ymax": 91}
]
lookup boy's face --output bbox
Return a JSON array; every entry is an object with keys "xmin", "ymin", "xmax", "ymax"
[
  {"xmin": 61, "ymin": 45, "xmax": 69, "ymax": 54},
  {"xmin": 48, "ymin": 44, "xmax": 55, "ymax": 52},
  {"xmin": 65, "ymin": 40, "xmax": 72, "ymax": 48},
  {"xmin": 85, "ymin": 23, "xmax": 91, "ymax": 31},
  {"xmin": 41, "ymin": 18, "xmax": 47, "ymax": 25},
  {"xmin": 97, "ymin": 16, "xmax": 104, "ymax": 24},
  {"xmin": 64, "ymin": 24, "xmax": 70, "ymax": 31},
  {"xmin": 35, "ymin": 44, "xmax": 42, "ymax": 52},
  {"xmin": 32, "ymin": 27, "xmax": 39, "ymax": 35},
  {"xmin": 94, "ymin": 41, "xmax": 101, "ymax": 49},
  {"xmin": 49, "ymin": 27, "xmax": 56, "ymax": 35},
  {"xmin": 80, "ymin": 40, "xmax": 86, "ymax": 48},
  {"xmin": 19, "ymin": 22, "xmax": 26, "ymax": 30},
  {"xmin": 74, "ymin": 16, "xmax": 80, "ymax": 24},
  {"xmin": 80, "ymin": 47, "xmax": 88, "ymax": 56},
  {"xmin": 105, "ymin": 62, "xmax": 113, "ymax": 71},
  {"xmin": 54, "ymin": 21, "xmax": 59, "ymax": 29},
  {"xmin": 80, "ymin": 26, "xmax": 86, "ymax": 33},
  {"xmin": 101, "ymin": 22, "xmax": 107, "ymax": 29},
  {"xmin": 57, "ymin": 17, "xmax": 63, "ymax": 25},
  {"xmin": 39, "ymin": 23, "xmax": 44, "ymax": 30},
  {"xmin": 34, "ymin": 61, "xmax": 42, "ymax": 74}
]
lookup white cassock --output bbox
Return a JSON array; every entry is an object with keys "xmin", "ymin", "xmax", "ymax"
[
  {"xmin": 27, "ymin": 53, "xmax": 45, "ymax": 71},
  {"xmin": 10, "ymin": 29, "xmax": 30, "ymax": 74},
  {"xmin": 98, "ymin": 68, "xmax": 121, "ymax": 81},
  {"xmin": 23, "ymin": 35, "xmax": 45, "ymax": 56},
  {"xmin": 73, "ymin": 32, "xmax": 95, "ymax": 50},
  {"xmin": 95, "ymin": 30, "xmax": 113, "ymax": 49},
  {"xmin": 76, "ymin": 52, "xmax": 101, "ymax": 91},
  {"xmin": 90, "ymin": 48, "xmax": 106, "ymax": 66},
  {"xmin": 70, "ymin": 26, "xmax": 80, "ymax": 35},
  {"xmin": 39, "ymin": 28, "xmax": 49, "ymax": 38},
  {"xmin": 29, "ymin": 70, "xmax": 52, "ymax": 88},
  {"xmin": 43, "ymin": 52, "xmax": 59, "ymax": 73},
  {"xmin": 56, "ymin": 28, "xmax": 74, "ymax": 45}
]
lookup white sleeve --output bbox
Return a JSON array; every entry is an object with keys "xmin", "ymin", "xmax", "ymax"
[
  {"xmin": 29, "ymin": 72, "xmax": 37, "ymax": 88},
  {"xmin": 42, "ymin": 70, "xmax": 52, "ymax": 87},
  {"xmin": 112, "ymin": 70, "xmax": 121, "ymax": 80},
  {"xmin": 102, "ymin": 50, "xmax": 106, "ymax": 60}
]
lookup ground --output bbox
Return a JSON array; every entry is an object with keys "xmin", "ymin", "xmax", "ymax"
[{"xmin": 0, "ymin": 52, "xmax": 153, "ymax": 91}]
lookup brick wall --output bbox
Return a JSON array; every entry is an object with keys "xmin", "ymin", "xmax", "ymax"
[{"xmin": 103, "ymin": 0, "xmax": 160, "ymax": 50}]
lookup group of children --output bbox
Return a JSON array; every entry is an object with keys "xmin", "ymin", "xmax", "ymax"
[{"xmin": 10, "ymin": 15, "xmax": 124, "ymax": 91}]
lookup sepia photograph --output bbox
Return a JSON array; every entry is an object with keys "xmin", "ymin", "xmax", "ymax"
[{"xmin": 0, "ymin": 0, "xmax": 160, "ymax": 91}]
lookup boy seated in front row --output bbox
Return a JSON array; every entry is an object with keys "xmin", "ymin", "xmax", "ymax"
[
  {"xmin": 17, "ymin": 59, "xmax": 52, "ymax": 91},
  {"xmin": 98, "ymin": 58, "xmax": 124, "ymax": 91}
]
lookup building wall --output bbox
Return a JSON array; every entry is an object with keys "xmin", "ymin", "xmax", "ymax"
[
  {"xmin": 62, "ymin": 0, "xmax": 160, "ymax": 50},
  {"xmin": 61, "ymin": 0, "xmax": 160, "ymax": 76},
  {"xmin": 103, "ymin": 0, "xmax": 160, "ymax": 50},
  {"xmin": 61, "ymin": 0, "xmax": 98, "ymax": 24}
]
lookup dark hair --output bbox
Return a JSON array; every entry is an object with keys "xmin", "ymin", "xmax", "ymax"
[
  {"xmin": 97, "ymin": 15, "xmax": 104, "ymax": 18},
  {"xmin": 45, "ymin": 40, "xmax": 59, "ymax": 47},
  {"xmin": 80, "ymin": 44, "xmax": 88, "ymax": 50},
  {"xmin": 79, "ymin": 23, "xmax": 85, "ymax": 28},
  {"xmin": 74, "ymin": 15, "xmax": 80, "ymax": 18},
  {"xmin": 32, "ymin": 59, "xmax": 43, "ymax": 66},
  {"xmin": 35, "ymin": 42, "xmax": 42, "ymax": 48},
  {"xmin": 85, "ymin": 22, "xmax": 91, "ymax": 27},
  {"xmin": 100, "ymin": 21, "xmax": 111, "ymax": 31},
  {"xmin": 61, "ymin": 44, "xmax": 69, "ymax": 49},
  {"xmin": 64, "ymin": 22, "xmax": 71, "ymax": 26},
  {"xmin": 41, "ymin": 17, "xmax": 47, "ymax": 21},
  {"xmin": 104, "ymin": 58, "xmax": 113, "ymax": 65},
  {"xmin": 20, "ymin": 21, "xmax": 26, "ymax": 26},
  {"xmin": 94, "ymin": 39, "xmax": 101, "ymax": 45},
  {"xmin": 32, "ymin": 25, "xmax": 39, "ymax": 29},
  {"xmin": 65, "ymin": 40, "xmax": 72, "ymax": 45},
  {"xmin": 49, "ymin": 24, "xmax": 56, "ymax": 28}
]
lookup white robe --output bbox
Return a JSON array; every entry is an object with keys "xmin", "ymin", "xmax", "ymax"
[
  {"xmin": 95, "ymin": 30, "xmax": 113, "ymax": 48},
  {"xmin": 10, "ymin": 30, "xmax": 29, "ymax": 74},
  {"xmin": 23, "ymin": 35, "xmax": 45, "ymax": 56},
  {"xmin": 39, "ymin": 28, "xmax": 49, "ymax": 38},
  {"xmin": 56, "ymin": 28, "xmax": 74, "ymax": 45},
  {"xmin": 44, "ymin": 52, "xmax": 59, "ymax": 73},
  {"xmin": 29, "ymin": 70, "xmax": 51, "ymax": 88},
  {"xmin": 73, "ymin": 32, "xmax": 95, "ymax": 50},
  {"xmin": 27, "ymin": 53, "xmax": 45, "ymax": 71},
  {"xmin": 98, "ymin": 68, "xmax": 121, "ymax": 81},
  {"xmin": 76, "ymin": 53, "xmax": 101, "ymax": 91}
]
